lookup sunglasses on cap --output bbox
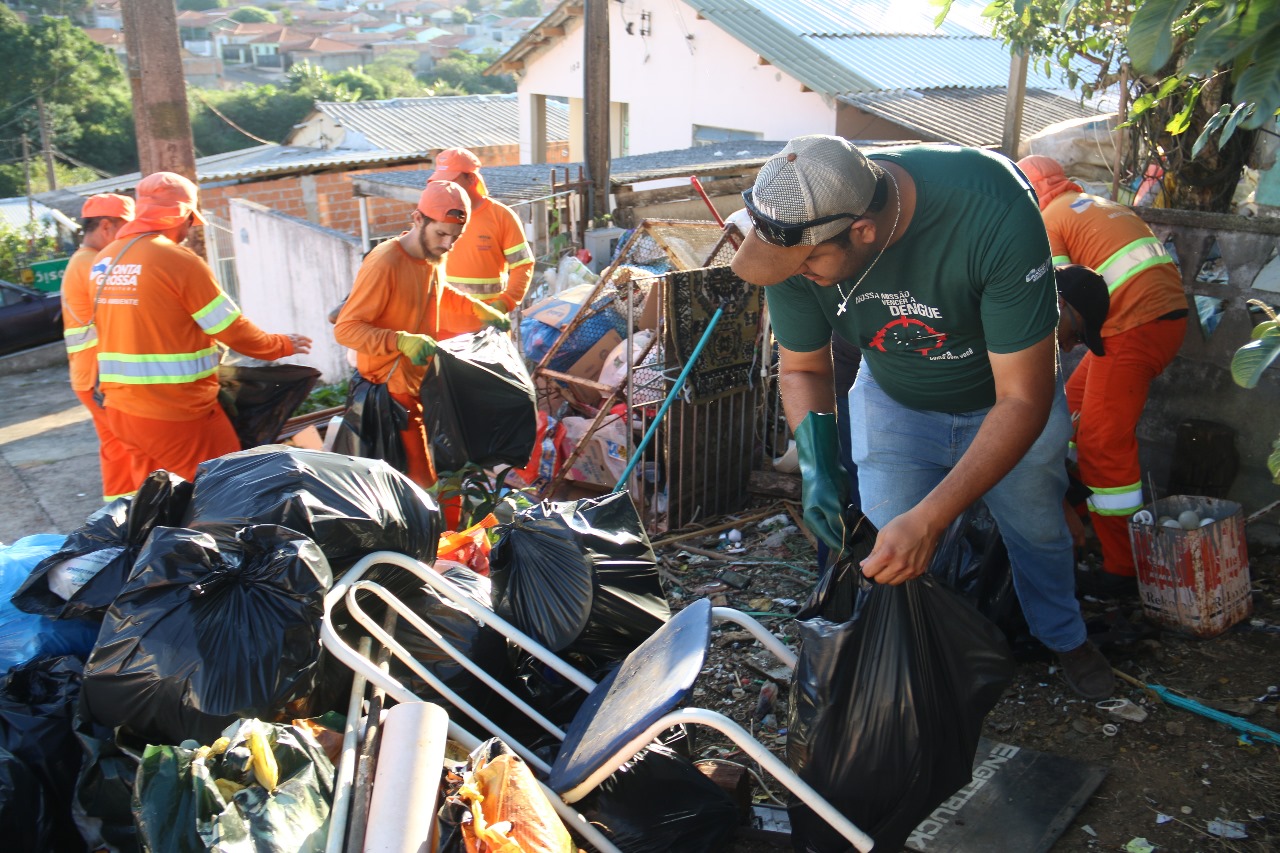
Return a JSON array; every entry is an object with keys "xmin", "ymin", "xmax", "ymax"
[
  {"xmin": 416, "ymin": 207, "xmax": 468, "ymax": 224},
  {"xmin": 739, "ymin": 190, "xmax": 863, "ymax": 248}
]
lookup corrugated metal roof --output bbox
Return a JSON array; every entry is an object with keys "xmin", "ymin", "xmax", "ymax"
[
  {"xmin": 311, "ymin": 94, "xmax": 569, "ymax": 153},
  {"xmin": 0, "ymin": 197, "xmax": 66, "ymax": 235},
  {"xmin": 56, "ymin": 146, "xmax": 435, "ymax": 196},
  {"xmin": 841, "ymin": 88, "xmax": 1102, "ymax": 148}
]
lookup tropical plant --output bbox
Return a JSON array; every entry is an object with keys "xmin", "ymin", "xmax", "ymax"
[
  {"xmin": 0, "ymin": 222, "xmax": 60, "ymax": 284},
  {"xmin": 931, "ymin": 0, "xmax": 1280, "ymax": 211},
  {"xmin": 1230, "ymin": 299, "xmax": 1280, "ymax": 482}
]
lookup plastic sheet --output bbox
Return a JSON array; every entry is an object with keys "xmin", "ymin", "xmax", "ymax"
[
  {"xmin": 326, "ymin": 373, "xmax": 409, "ymax": 473},
  {"xmin": 133, "ymin": 718, "xmax": 334, "ymax": 853},
  {"xmin": 0, "ymin": 655, "xmax": 86, "ymax": 852},
  {"xmin": 420, "ymin": 327, "xmax": 537, "ymax": 477},
  {"xmin": 14, "ymin": 471, "xmax": 193, "ymax": 621},
  {"xmin": 217, "ymin": 362, "xmax": 322, "ymax": 449},
  {"xmin": 787, "ymin": 563, "xmax": 1015, "ymax": 853},
  {"xmin": 578, "ymin": 742, "xmax": 737, "ymax": 853},
  {"xmin": 0, "ymin": 745, "xmax": 47, "ymax": 851},
  {"xmin": 0, "ymin": 535, "xmax": 99, "ymax": 671},
  {"xmin": 82, "ymin": 525, "xmax": 332, "ymax": 746},
  {"xmin": 489, "ymin": 491, "xmax": 669, "ymax": 660},
  {"xmin": 181, "ymin": 445, "xmax": 441, "ymax": 568}
]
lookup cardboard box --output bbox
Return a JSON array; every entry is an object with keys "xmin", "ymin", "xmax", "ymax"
[
  {"xmin": 561, "ymin": 414, "xmax": 629, "ymax": 489},
  {"xmin": 564, "ymin": 329, "xmax": 621, "ymax": 405},
  {"xmin": 523, "ymin": 282, "xmax": 600, "ymax": 330}
]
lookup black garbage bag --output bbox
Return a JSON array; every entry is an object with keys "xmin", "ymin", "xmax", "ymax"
[
  {"xmin": 929, "ymin": 501, "xmax": 1022, "ymax": 636},
  {"xmin": 327, "ymin": 372, "xmax": 408, "ymax": 474},
  {"xmin": 82, "ymin": 525, "xmax": 332, "ymax": 746},
  {"xmin": 787, "ymin": 568, "xmax": 1015, "ymax": 853},
  {"xmin": 578, "ymin": 742, "xmax": 737, "ymax": 853},
  {"xmin": 0, "ymin": 655, "xmax": 85, "ymax": 853},
  {"xmin": 133, "ymin": 718, "xmax": 334, "ymax": 853},
  {"xmin": 181, "ymin": 445, "xmax": 441, "ymax": 568},
  {"xmin": 217, "ymin": 362, "xmax": 322, "ymax": 449},
  {"xmin": 72, "ymin": 695, "xmax": 142, "ymax": 853},
  {"xmin": 0, "ymin": 746, "xmax": 48, "ymax": 851},
  {"xmin": 420, "ymin": 327, "xmax": 537, "ymax": 477},
  {"xmin": 14, "ymin": 471, "xmax": 193, "ymax": 622},
  {"xmin": 489, "ymin": 491, "xmax": 669, "ymax": 661},
  {"xmin": 387, "ymin": 564, "xmax": 515, "ymax": 729}
]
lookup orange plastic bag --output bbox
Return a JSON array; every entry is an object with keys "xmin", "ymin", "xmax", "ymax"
[
  {"xmin": 457, "ymin": 749, "xmax": 578, "ymax": 853},
  {"xmin": 438, "ymin": 514, "xmax": 499, "ymax": 575}
]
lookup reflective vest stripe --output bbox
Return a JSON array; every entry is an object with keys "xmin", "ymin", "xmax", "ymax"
[
  {"xmin": 97, "ymin": 346, "xmax": 220, "ymax": 385},
  {"xmin": 191, "ymin": 293, "xmax": 240, "ymax": 335},
  {"xmin": 504, "ymin": 241, "xmax": 534, "ymax": 267},
  {"xmin": 448, "ymin": 274, "xmax": 504, "ymax": 285},
  {"xmin": 64, "ymin": 324, "xmax": 98, "ymax": 353},
  {"xmin": 1096, "ymin": 237, "xmax": 1174, "ymax": 294},
  {"xmin": 1086, "ymin": 482, "xmax": 1144, "ymax": 516}
]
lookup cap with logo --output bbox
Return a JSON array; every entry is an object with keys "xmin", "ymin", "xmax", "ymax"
[
  {"xmin": 731, "ymin": 135, "xmax": 884, "ymax": 286},
  {"xmin": 1056, "ymin": 263, "xmax": 1109, "ymax": 356},
  {"xmin": 417, "ymin": 180, "xmax": 470, "ymax": 225}
]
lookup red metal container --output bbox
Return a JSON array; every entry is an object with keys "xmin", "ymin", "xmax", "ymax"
[{"xmin": 1128, "ymin": 496, "xmax": 1251, "ymax": 638}]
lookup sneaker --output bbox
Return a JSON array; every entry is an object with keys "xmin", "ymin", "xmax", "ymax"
[
  {"xmin": 1056, "ymin": 640, "xmax": 1115, "ymax": 700},
  {"xmin": 1075, "ymin": 568, "xmax": 1138, "ymax": 600}
]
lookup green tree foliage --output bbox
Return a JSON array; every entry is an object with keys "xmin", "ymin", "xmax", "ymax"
[
  {"xmin": 229, "ymin": 6, "xmax": 276, "ymax": 23},
  {"xmin": 0, "ymin": 222, "xmax": 60, "ymax": 285},
  {"xmin": 177, "ymin": 0, "xmax": 227, "ymax": 9},
  {"xmin": 0, "ymin": 10, "xmax": 137, "ymax": 186},
  {"xmin": 421, "ymin": 49, "xmax": 516, "ymax": 96},
  {"xmin": 932, "ymin": 0, "xmax": 1279, "ymax": 212},
  {"xmin": 505, "ymin": 0, "xmax": 542, "ymax": 17},
  {"xmin": 288, "ymin": 61, "xmax": 380, "ymax": 102},
  {"xmin": 452, "ymin": 8, "xmax": 473, "ymax": 24},
  {"xmin": 189, "ymin": 85, "xmax": 314, "ymax": 156},
  {"xmin": 365, "ymin": 50, "xmax": 430, "ymax": 97},
  {"xmin": 0, "ymin": 160, "xmax": 98, "ymax": 198}
]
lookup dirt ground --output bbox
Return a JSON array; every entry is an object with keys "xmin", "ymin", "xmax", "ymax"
[{"xmin": 650, "ymin": 502, "xmax": 1280, "ymax": 853}]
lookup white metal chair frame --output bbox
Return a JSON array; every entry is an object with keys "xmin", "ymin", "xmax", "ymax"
[{"xmin": 320, "ymin": 550, "xmax": 875, "ymax": 853}]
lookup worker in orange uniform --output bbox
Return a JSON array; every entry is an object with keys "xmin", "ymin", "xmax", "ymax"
[
  {"xmin": 1018, "ymin": 155, "xmax": 1189, "ymax": 599},
  {"xmin": 92, "ymin": 172, "xmax": 312, "ymax": 489},
  {"xmin": 333, "ymin": 180, "xmax": 511, "ymax": 488},
  {"xmin": 62, "ymin": 193, "xmax": 136, "ymax": 500},
  {"xmin": 429, "ymin": 148, "xmax": 534, "ymax": 313}
]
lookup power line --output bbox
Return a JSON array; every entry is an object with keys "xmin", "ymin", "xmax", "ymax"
[{"xmin": 192, "ymin": 90, "xmax": 274, "ymax": 146}]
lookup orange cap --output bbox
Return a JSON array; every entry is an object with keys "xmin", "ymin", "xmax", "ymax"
[
  {"xmin": 1016, "ymin": 155, "xmax": 1084, "ymax": 212},
  {"xmin": 129, "ymin": 171, "xmax": 207, "ymax": 231},
  {"xmin": 417, "ymin": 180, "xmax": 470, "ymax": 225},
  {"xmin": 430, "ymin": 147, "xmax": 488, "ymax": 198},
  {"xmin": 81, "ymin": 193, "xmax": 135, "ymax": 221}
]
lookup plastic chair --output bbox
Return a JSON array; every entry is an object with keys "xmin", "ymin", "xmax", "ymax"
[{"xmin": 320, "ymin": 550, "xmax": 875, "ymax": 853}]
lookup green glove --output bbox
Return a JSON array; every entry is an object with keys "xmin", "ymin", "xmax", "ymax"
[
  {"xmin": 395, "ymin": 331, "xmax": 437, "ymax": 365},
  {"xmin": 472, "ymin": 299, "xmax": 511, "ymax": 332},
  {"xmin": 794, "ymin": 411, "xmax": 850, "ymax": 552}
]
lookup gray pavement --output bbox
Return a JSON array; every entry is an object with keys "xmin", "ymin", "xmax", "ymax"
[{"xmin": 0, "ymin": 354, "xmax": 105, "ymax": 545}]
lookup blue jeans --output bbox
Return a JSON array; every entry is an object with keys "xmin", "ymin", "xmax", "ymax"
[{"xmin": 847, "ymin": 367, "xmax": 1086, "ymax": 653}]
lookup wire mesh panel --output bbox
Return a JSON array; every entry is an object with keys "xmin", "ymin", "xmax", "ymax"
[{"xmin": 203, "ymin": 213, "xmax": 239, "ymax": 303}]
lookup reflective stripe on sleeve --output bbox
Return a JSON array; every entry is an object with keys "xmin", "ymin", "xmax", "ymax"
[
  {"xmin": 64, "ymin": 324, "xmax": 98, "ymax": 353},
  {"xmin": 191, "ymin": 293, "xmax": 241, "ymax": 334},
  {"xmin": 1096, "ymin": 237, "xmax": 1175, "ymax": 294},
  {"xmin": 504, "ymin": 241, "xmax": 534, "ymax": 267},
  {"xmin": 1086, "ymin": 482, "xmax": 1144, "ymax": 516},
  {"xmin": 1052, "ymin": 253, "xmax": 1072, "ymax": 266},
  {"xmin": 97, "ymin": 346, "xmax": 220, "ymax": 385}
]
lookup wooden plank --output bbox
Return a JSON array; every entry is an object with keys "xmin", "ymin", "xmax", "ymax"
[{"xmin": 613, "ymin": 175, "xmax": 754, "ymax": 208}]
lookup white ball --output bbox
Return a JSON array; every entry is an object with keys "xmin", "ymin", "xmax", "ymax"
[
  {"xmin": 1162, "ymin": 519, "xmax": 1184, "ymax": 529},
  {"xmin": 1177, "ymin": 510, "xmax": 1201, "ymax": 530},
  {"xmin": 727, "ymin": 528, "xmax": 743, "ymax": 543}
]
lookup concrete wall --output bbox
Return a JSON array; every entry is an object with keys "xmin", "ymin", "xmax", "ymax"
[
  {"xmin": 516, "ymin": 0, "xmax": 837, "ymax": 161},
  {"xmin": 230, "ymin": 199, "xmax": 361, "ymax": 383},
  {"xmin": 1133, "ymin": 208, "xmax": 1280, "ymax": 512}
]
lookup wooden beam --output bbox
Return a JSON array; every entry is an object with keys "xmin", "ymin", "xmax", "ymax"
[
  {"xmin": 757, "ymin": 55, "xmax": 771, "ymax": 66},
  {"xmin": 564, "ymin": 5, "xmax": 583, "ymax": 16},
  {"xmin": 614, "ymin": 175, "xmax": 755, "ymax": 207},
  {"xmin": 538, "ymin": 26, "xmax": 565, "ymax": 37}
]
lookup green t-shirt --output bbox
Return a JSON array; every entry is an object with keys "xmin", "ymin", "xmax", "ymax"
[{"xmin": 766, "ymin": 145, "xmax": 1055, "ymax": 413}]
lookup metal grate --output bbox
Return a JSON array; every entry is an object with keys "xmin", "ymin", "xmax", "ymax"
[{"xmin": 203, "ymin": 212, "xmax": 239, "ymax": 303}]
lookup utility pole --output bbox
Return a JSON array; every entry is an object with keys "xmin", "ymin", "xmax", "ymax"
[
  {"xmin": 36, "ymin": 97, "xmax": 57, "ymax": 190},
  {"xmin": 583, "ymin": 0, "xmax": 610, "ymax": 225},
  {"xmin": 121, "ymin": 0, "xmax": 197, "ymax": 182},
  {"xmin": 21, "ymin": 133, "xmax": 34, "ymax": 251}
]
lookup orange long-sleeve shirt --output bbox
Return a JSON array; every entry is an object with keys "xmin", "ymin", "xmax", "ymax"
[
  {"xmin": 333, "ymin": 236, "xmax": 488, "ymax": 397},
  {"xmin": 439, "ymin": 198, "xmax": 534, "ymax": 310},
  {"xmin": 92, "ymin": 234, "xmax": 294, "ymax": 421},
  {"xmin": 1043, "ymin": 192, "xmax": 1188, "ymax": 335},
  {"xmin": 61, "ymin": 246, "xmax": 99, "ymax": 391}
]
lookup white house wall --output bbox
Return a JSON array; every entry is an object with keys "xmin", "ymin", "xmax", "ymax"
[
  {"xmin": 230, "ymin": 199, "xmax": 362, "ymax": 383},
  {"xmin": 517, "ymin": 0, "xmax": 835, "ymax": 161}
]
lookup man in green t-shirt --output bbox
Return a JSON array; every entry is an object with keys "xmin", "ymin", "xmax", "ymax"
[{"xmin": 732, "ymin": 135, "xmax": 1113, "ymax": 700}]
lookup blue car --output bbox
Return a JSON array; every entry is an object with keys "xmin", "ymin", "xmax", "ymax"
[{"xmin": 0, "ymin": 279, "xmax": 62, "ymax": 356}]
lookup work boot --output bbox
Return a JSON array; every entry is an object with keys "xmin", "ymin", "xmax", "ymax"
[
  {"xmin": 1057, "ymin": 640, "xmax": 1115, "ymax": 700},
  {"xmin": 1075, "ymin": 568, "xmax": 1139, "ymax": 600}
]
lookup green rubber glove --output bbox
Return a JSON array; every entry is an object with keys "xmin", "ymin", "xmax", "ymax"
[
  {"xmin": 472, "ymin": 299, "xmax": 511, "ymax": 332},
  {"xmin": 395, "ymin": 331, "xmax": 437, "ymax": 365},
  {"xmin": 794, "ymin": 411, "xmax": 850, "ymax": 552}
]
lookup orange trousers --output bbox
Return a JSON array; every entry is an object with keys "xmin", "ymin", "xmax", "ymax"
[
  {"xmin": 1066, "ymin": 316, "xmax": 1187, "ymax": 576},
  {"xmin": 391, "ymin": 391, "xmax": 461, "ymax": 529},
  {"xmin": 75, "ymin": 389, "xmax": 136, "ymax": 501},
  {"xmin": 103, "ymin": 404, "xmax": 241, "ymax": 492}
]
